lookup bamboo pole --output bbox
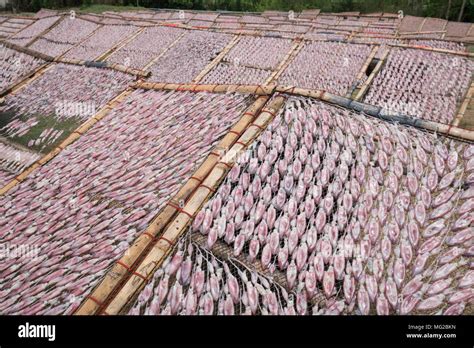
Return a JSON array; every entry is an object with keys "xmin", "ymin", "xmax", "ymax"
[
  {"xmin": 276, "ymin": 85, "xmax": 474, "ymax": 142},
  {"xmin": 0, "ymin": 62, "xmax": 50, "ymax": 98},
  {"xmin": 0, "ymin": 88, "xmax": 134, "ymax": 196},
  {"xmin": 356, "ymin": 45, "xmax": 379, "ymax": 81},
  {"xmin": 53, "ymin": 56, "xmax": 150, "ymax": 78},
  {"xmin": 346, "ymin": 45, "xmax": 379, "ymax": 98},
  {"xmin": 142, "ymin": 31, "xmax": 186, "ymax": 71},
  {"xmin": 1, "ymin": 15, "xmax": 39, "ymax": 20},
  {"xmin": 3, "ymin": 16, "xmax": 37, "ymax": 39},
  {"xmin": 354, "ymin": 48, "xmax": 389, "ymax": 101},
  {"xmin": 400, "ymin": 30, "xmax": 447, "ymax": 36},
  {"xmin": 94, "ymin": 27, "xmax": 145, "ymax": 62},
  {"xmin": 74, "ymin": 94, "xmax": 270, "ymax": 315},
  {"xmin": 134, "ymin": 81, "xmax": 275, "ymax": 95},
  {"xmin": 0, "ymin": 40, "xmax": 54, "ymax": 61},
  {"xmin": 0, "ymin": 63, "xmax": 53, "ymax": 98},
  {"xmin": 76, "ymin": 15, "xmax": 105, "ymax": 26},
  {"xmin": 192, "ymin": 34, "xmax": 241, "ymax": 83},
  {"xmin": 191, "ymin": 232, "xmax": 289, "ymax": 290},
  {"xmin": 354, "ymin": 31, "xmax": 472, "ymax": 44},
  {"xmin": 417, "ymin": 18, "xmax": 428, "ymax": 33},
  {"xmin": 55, "ymin": 23, "xmax": 104, "ymax": 60},
  {"xmin": 467, "ymin": 24, "xmax": 474, "ymax": 37},
  {"xmin": 266, "ymin": 38, "xmax": 304, "ymax": 84},
  {"xmin": 102, "ymin": 62, "xmax": 150, "ymax": 77},
  {"xmin": 25, "ymin": 14, "xmax": 64, "ymax": 48},
  {"xmin": 102, "ymin": 95, "xmax": 286, "ymax": 315},
  {"xmin": 452, "ymin": 82, "xmax": 474, "ymax": 127},
  {"xmin": 396, "ymin": 116, "xmax": 474, "ymax": 142},
  {"xmin": 387, "ymin": 42, "xmax": 474, "ymax": 57}
]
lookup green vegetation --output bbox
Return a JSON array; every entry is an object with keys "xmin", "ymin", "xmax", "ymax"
[
  {"xmin": 8, "ymin": 0, "xmax": 474, "ymax": 22},
  {"xmin": 77, "ymin": 4, "xmax": 147, "ymax": 12},
  {"xmin": 0, "ymin": 110, "xmax": 82, "ymax": 154}
]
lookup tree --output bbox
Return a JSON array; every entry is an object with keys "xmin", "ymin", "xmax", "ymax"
[
  {"xmin": 458, "ymin": 0, "xmax": 467, "ymax": 21},
  {"xmin": 446, "ymin": 0, "xmax": 452, "ymax": 19}
]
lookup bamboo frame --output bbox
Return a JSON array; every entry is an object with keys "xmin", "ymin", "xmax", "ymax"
[
  {"xmin": 2, "ymin": 16, "xmax": 37, "ymax": 39},
  {"xmin": 101, "ymin": 95, "xmax": 286, "ymax": 315},
  {"xmin": 25, "ymin": 14, "xmax": 64, "ymax": 48},
  {"xmin": 266, "ymin": 38, "xmax": 304, "ymax": 84},
  {"xmin": 75, "ymin": 94, "xmax": 270, "ymax": 315},
  {"xmin": 192, "ymin": 34, "xmax": 241, "ymax": 83},
  {"xmin": 55, "ymin": 22, "xmax": 104, "ymax": 60},
  {"xmin": 0, "ymin": 63, "xmax": 54, "ymax": 98},
  {"xmin": 11, "ymin": 10, "xmax": 470, "ymax": 48},
  {"xmin": 0, "ymin": 40, "xmax": 54, "ymax": 61},
  {"xmin": 101, "ymin": 28, "xmax": 185, "ymax": 78},
  {"xmin": 0, "ymin": 88, "xmax": 134, "ymax": 196},
  {"xmin": 191, "ymin": 232, "xmax": 289, "ymax": 290},
  {"xmin": 387, "ymin": 42, "xmax": 474, "ymax": 57},
  {"xmin": 53, "ymin": 57, "xmax": 150, "ymax": 77},
  {"xmin": 356, "ymin": 45, "xmax": 379, "ymax": 81},
  {"xmin": 141, "ymin": 31, "xmax": 186, "ymax": 71},
  {"xmin": 134, "ymin": 81, "xmax": 275, "ymax": 95},
  {"xmin": 452, "ymin": 82, "xmax": 474, "ymax": 127},
  {"xmin": 276, "ymin": 85, "xmax": 474, "ymax": 141},
  {"xmin": 346, "ymin": 45, "xmax": 379, "ymax": 98},
  {"xmin": 6, "ymin": 15, "xmax": 467, "ymax": 66},
  {"xmin": 354, "ymin": 48, "xmax": 389, "ymax": 101},
  {"xmin": 94, "ymin": 27, "xmax": 145, "ymax": 62},
  {"xmin": 132, "ymin": 80, "xmax": 474, "ymax": 142}
]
